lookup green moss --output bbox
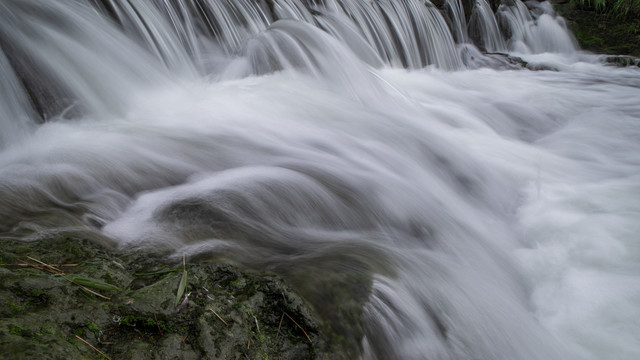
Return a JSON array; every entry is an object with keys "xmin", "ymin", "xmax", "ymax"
[
  {"xmin": 86, "ymin": 321, "xmax": 101, "ymax": 334},
  {"xmin": 9, "ymin": 325, "xmax": 23, "ymax": 336},
  {"xmin": 29, "ymin": 289, "xmax": 45, "ymax": 297},
  {"xmin": 3, "ymin": 301, "xmax": 24, "ymax": 315},
  {"xmin": 14, "ymin": 247, "xmax": 29, "ymax": 255}
]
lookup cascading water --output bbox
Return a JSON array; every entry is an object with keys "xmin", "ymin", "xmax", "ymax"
[
  {"xmin": 1, "ymin": 0, "xmax": 639, "ymax": 359},
  {"xmin": 496, "ymin": 0, "xmax": 577, "ymax": 54},
  {"xmin": 469, "ymin": 0, "xmax": 507, "ymax": 52},
  {"xmin": 443, "ymin": 0, "xmax": 468, "ymax": 44}
]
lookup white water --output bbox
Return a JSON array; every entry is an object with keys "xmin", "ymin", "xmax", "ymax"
[{"xmin": 1, "ymin": 0, "xmax": 639, "ymax": 359}]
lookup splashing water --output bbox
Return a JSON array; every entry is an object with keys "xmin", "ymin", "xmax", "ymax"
[{"xmin": 0, "ymin": 0, "xmax": 638, "ymax": 359}]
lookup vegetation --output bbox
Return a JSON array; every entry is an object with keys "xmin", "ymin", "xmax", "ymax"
[
  {"xmin": 553, "ymin": 0, "xmax": 640, "ymax": 57},
  {"xmin": 572, "ymin": 0, "xmax": 640, "ymax": 17}
]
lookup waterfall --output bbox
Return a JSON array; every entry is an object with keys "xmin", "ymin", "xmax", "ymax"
[
  {"xmin": 443, "ymin": 0, "xmax": 469, "ymax": 44},
  {"xmin": 1, "ymin": 1, "xmax": 638, "ymax": 359},
  {"xmin": 469, "ymin": 0, "xmax": 507, "ymax": 52},
  {"xmin": 496, "ymin": 0, "xmax": 577, "ymax": 53},
  {"xmin": 0, "ymin": 48, "xmax": 35, "ymax": 148},
  {"xmin": 0, "ymin": 0, "xmax": 167, "ymax": 127}
]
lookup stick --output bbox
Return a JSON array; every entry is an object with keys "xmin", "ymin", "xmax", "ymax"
[
  {"xmin": 75, "ymin": 335, "xmax": 112, "ymax": 360},
  {"xmin": 17, "ymin": 259, "xmax": 45, "ymax": 271},
  {"xmin": 27, "ymin": 256, "xmax": 62, "ymax": 273},
  {"xmin": 276, "ymin": 313, "xmax": 285, "ymax": 338},
  {"xmin": 209, "ymin": 308, "xmax": 229, "ymax": 326},
  {"xmin": 284, "ymin": 312, "xmax": 312, "ymax": 343},
  {"xmin": 72, "ymin": 281, "xmax": 111, "ymax": 300},
  {"xmin": 154, "ymin": 314, "xmax": 163, "ymax": 336},
  {"xmin": 0, "ymin": 263, "xmax": 77, "ymax": 267}
]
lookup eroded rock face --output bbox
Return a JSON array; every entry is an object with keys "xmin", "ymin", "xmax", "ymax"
[{"xmin": 0, "ymin": 237, "xmax": 361, "ymax": 359}]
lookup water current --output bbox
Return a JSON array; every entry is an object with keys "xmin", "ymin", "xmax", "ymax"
[{"xmin": 1, "ymin": 0, "xmax": 639, "ymax": 359}]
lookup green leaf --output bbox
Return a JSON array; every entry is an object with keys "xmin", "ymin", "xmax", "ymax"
[
  {"xmin": 70, "ymin": 276, "xmax": 121, "ymax": 291},
  {"xmin": 175, "ymin": 270, "xmax": 187, "ymax": 306}
]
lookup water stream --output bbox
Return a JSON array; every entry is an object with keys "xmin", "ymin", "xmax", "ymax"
[{"xmin": 1, "ymin": 0, "xmax": 638, "ymax": 359}]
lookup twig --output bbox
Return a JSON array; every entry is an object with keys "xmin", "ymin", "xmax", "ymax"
[
  {"xmin": 283, "ymin": 312, "xmax": 312, "ymax": 343},
  {"xmin": 17, "ymin": 259, "xmax": 45, "ymax": 271},
  {"xmin": 75, "ymin": 335, "xmax": 112, "ymax": 360},
  {"xmin": 181, "ymin": 334, "xmax": 189, "ymax": 343},
  {"xmin": 0, "ymin": 263, "xmax": 77, "ymax": 267},
  {"xmin": 276, "ymin": 313, "xmax": 285, "ymax": 338},
  {"xmin": 70, "ymin": 281, "xmax": 111, "ymax": 300},
  {"xmin": 27, "ymin": 256, "xmax": 62, "ymax": 273},
  {"xmin": 209, "ymin": 308, "xmax": 229, "ymax": 326},
  {"xmin": 0, "ymin": 264, "xmax": 32, "ymax": 267},
  {"xmin": 247, "ymin": 338, "xmax": 251, "ymax": 349},
  {"xmin": 154, "ymin": 314, "xmax": 163, "ymax": 336}
]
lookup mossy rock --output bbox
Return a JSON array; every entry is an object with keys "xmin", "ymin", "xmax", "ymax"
[{"xmin": 0, "ymin": 237, "xmax": 367, "ymax": 359}]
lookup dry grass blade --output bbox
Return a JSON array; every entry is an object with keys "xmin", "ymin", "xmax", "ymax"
[
  {"xmin": 27, "ymin": 256, "xmax": 62, "ymax": 273},
  {"xmin": 0, "ymin": 263, "xmax": 77, "ymax": 268},
  {"xmin": 75, "ymin": 335, "xmax": 112, "ymax": 360},
  {"xmin": 74, "ymin": 283, "xmax": 111, "ymax": 300},
  {"xmin": 62, "ymin": 277, "xmax": 111, "ymax": 300},
  {"xmin": 284, "ymin": 312, "xmax": 312, "ymax": 343},
  {"xmin": 209, "ymin": 307, "xmax": 229, "ymax": 326},
  {"xmin": 276, "ymin": 312, "xmax": 285, "ymax": 338},
  {"xmin": 0, "ymin": 264, "xmax": 33, "ymax": 267},
  {"xmin": 17, "ymin": 259, "xmax": 45, "ymax": 271}
]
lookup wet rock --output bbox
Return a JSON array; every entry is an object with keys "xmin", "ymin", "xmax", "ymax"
[
  {"xmin": 604, "ymin": 55, "xmax": 640, "ymax": 67},
  {"xmin": 0, "ymin": 237, "xmax": 359, "ymax": 359}
]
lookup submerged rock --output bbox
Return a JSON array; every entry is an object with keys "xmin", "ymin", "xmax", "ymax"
[
  {"xmin": 0, "ymin": 237, "xmax": 359, "ymax": 359},
  {"xmin": 604, "ymin": 55, "xmax": 640, "ymax": 67}
]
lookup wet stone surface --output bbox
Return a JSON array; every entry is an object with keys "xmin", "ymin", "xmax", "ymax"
[{"xmin": 0, "ymin": 237, "xmax": 358, "ymax": 359}]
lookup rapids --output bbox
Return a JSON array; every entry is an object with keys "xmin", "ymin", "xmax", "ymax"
[{"xmin": 0, "ymin": 0, "xmax": 638, "ymax": 359}]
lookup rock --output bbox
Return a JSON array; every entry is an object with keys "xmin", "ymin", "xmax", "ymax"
[
  {"xmin": 604, "ymin": 55, "xmax": 640, "ymax": 67},
  {"xmin": 0, "ymin": 237, "xmax": 361, "ymax": 359}
]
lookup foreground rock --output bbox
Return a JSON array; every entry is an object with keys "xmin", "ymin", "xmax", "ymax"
[{"xmin": 0, "ymin": 237, "xmax": 357, "ymax": 359}]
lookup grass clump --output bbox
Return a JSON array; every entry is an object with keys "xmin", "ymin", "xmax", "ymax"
[{"xmin": 572, "ymin": 0, "xmax": 640, "ymax": 17}]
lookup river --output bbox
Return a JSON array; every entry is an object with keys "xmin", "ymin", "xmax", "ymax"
[{"xmin": 1, "ymin": 0, "xmax": 639, "ymax": 359}]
